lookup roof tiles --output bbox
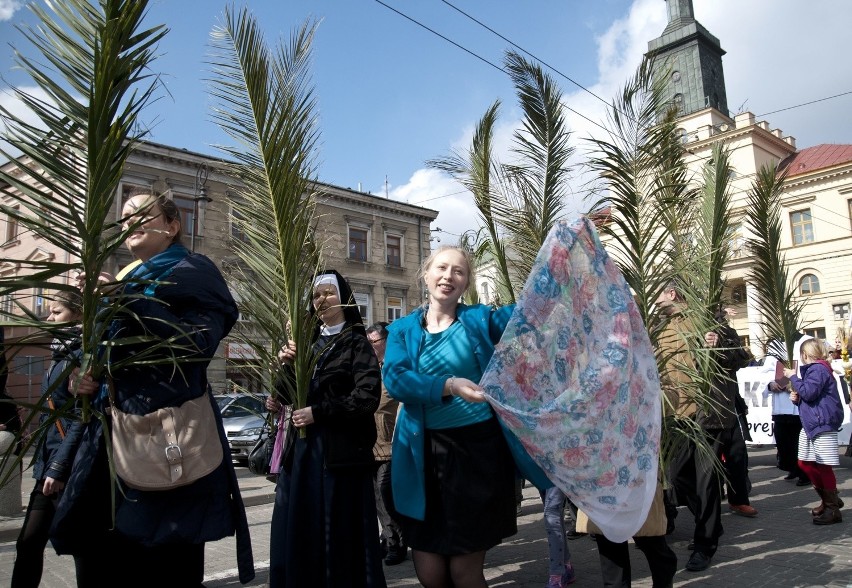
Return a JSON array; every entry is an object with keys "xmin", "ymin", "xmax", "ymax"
[{"xmin": 779, "ymin": 143, "xmax": 852, "ymax": 177}]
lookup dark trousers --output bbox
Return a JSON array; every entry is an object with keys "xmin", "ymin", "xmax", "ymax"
[
  {"xmin": 773, "ymin": 415, "xmax": 806, "ymax": 479},
  {"xmin": 374, "ymin": 460, "xmax": 404, "ymax": 548},
  {"xmin": 74, "ymin": 535, "xmax": 205, "ymax": 588},
  {"xmin": 12, "ymin": 480, "xmax": 55, "ymax": 588},
  {"xmin": 671, "ymin": 431, "xmax": 725, "ymax": 555},
  {"xmin": 722, "ymin": 421, "xmax": 751, "ymax": 505},
  {"xmin": 596, "ymin": 534, "xmax": 677, "ymax": 587}
]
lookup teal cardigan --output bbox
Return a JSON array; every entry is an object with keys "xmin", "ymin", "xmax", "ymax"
[{"xmin": 383, "ymin": 303, "xmax": 550, "ymax": 521}]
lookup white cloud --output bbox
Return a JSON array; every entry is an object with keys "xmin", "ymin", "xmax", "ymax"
[
  {"xmin": 0, "ymin": 85, "xmax": 55, "ymax": 156},
  {"xmin": 0, "ymin": 0, "xmax": 21, "ymax": 21},
  {"xmin": 382, "ymin": 168, "xmax": 476, "ymax": 246}
]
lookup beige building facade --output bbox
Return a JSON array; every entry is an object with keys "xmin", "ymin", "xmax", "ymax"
[
  {"xmin": 649, "ymin": 0, "xmax": 852, "ymax": 357},
  {"xmin": 676, "ymin": 111, "xmax": 852, "ymax": 356},
  {"xmin": 0, "ymin": 139, "xmax": 437, "ymax": 404}
]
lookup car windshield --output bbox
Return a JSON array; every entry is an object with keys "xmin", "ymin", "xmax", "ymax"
[
  {"xmin": 221, "ymin": 405, "xmax": 257, "ymax": 418},
  {"xmin": 218, "ymin": 394, "xmax": 266, "ymax": 419},
  {"xmin": 215, "ymin": 395, "xmax": 230, "ymax": 410}
]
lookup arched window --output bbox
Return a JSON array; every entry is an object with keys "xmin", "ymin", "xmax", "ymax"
[{"xmin": 799, "ymin": 274, "xmax": 820, "ymax": 295}]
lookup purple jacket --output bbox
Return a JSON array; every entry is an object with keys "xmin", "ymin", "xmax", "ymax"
[{"xmin": 790, "ymin": 360, "xmax": 844, "ymax": 440}]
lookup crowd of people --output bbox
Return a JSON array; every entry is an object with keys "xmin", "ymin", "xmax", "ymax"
[{"xmin": 1, "ymin": 195, "xmax": 850, "ymax": 587}]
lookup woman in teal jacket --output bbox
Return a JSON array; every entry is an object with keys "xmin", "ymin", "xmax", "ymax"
[{"xmin": 383, "ymin": 245, "xmax": 517, "ymax": 588}]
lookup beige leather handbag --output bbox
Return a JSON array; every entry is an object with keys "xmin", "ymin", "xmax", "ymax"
[{"xmin": 109, "ymin": 393, "xmax": 223, "ymax": 491}]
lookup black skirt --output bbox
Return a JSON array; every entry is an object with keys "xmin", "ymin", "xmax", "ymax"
[
  {"xmin": 269, "ymin": 425, "xmax": 387, "ymax": 588},
  {"xmin": 398, "ymin": 416, "xmax": 517, "ymax": 554}
]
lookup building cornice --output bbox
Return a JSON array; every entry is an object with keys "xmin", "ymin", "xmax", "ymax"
[{"xmin": 783, "ymin": 165, "xmax": 852, "ymax": 190}]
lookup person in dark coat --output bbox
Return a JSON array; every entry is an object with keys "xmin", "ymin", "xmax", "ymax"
[
  {"xmin": 51, "ymin": 192, "xmax": 253, "ymax": 587},
  {"xmin": 12, "ymin": 291, "xmax": 85, "ymax": 588},
  {"xmin": 666, "ymin": 297, "xmax": 754, "ymax": 573},
  {"xmin": 268, "ymin": 269, "xmax": 386, "ymax": 588},
  {"xmin": 366, "ymin": 321, "xmax": 407, "ymax": 567}
]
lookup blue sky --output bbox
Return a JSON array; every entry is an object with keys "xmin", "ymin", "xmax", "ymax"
[{"xmin": 2, "ymin": 0, "xmax": 851, "ymax": 242}]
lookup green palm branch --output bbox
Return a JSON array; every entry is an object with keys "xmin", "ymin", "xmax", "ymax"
[
  {"xmin": 209, "ymin": 8, "xmax": 323, "ymax": 432},
  {"xmin": 585, "ymin": 56, "xmax": 725, "ymax": 480},
  {"xmin": 0, "ymin": 0, "xmax": 170, "ymax": 494},
  {"xmin": 587, "ymin": 58, "xmax": 680, "ymax": 336},
  {"xmin": 429, "ymin": 102, "xmax": 515, "ymax": 303},
  {"xmin": 744, "ymin": 163, "xmax": 802, "ymax": 364},
  {"xmin": 692, "ymin": 143, "xmax": 734, "ymax": 316},
  {"xmin": 430, "ymin": 51, "xmax": 574, "ymax": 298},
  {"xmin": 495, "ymin": 51, "xmax": 574, "ymax": 284}
]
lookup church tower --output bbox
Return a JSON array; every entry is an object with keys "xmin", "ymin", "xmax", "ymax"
[{"xmin": 647, "ymin": 0, "xmax": 728, "ymax": 117}]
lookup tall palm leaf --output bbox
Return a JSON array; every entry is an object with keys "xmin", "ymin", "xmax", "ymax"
[
  {"xmin": 673, "ymin": 143, "xmax": 738, "ymax": 440},
  {"xmin": 209, "ymin": 8, "xmax": 322, "ymax": 430},
  {"xmin": 744, "ymin": 163, "xmax": 802, "ymax": 364},
  {"xmin": 692, "ymin": 143, "xmax": 735, "ymax": 316},
  {"xmin": 0, "ymin": 1, "xmax": 171, "ymax": 501},
  {"xmin": 586, "ymin": 56, "xmax": 722, "ymax": 480},
  {"xmin": 429, "ymin": 102, "xmax": 515, "ymax": 303},
  {"xmin": 495, "ymin": 51, "xmax": 573, "ymax": 283},
  {"xmin": 0, "ymin": 0, "xmax": 165, "ymax": 428},
  {"xmin": 431, "ymin": 51, "xmax": 574, "ymax": 298},
  {"xmin": 587, "ymin": 58, "xmax": 677, "ymax": 335}
]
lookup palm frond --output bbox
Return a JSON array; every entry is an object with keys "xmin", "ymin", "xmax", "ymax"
[
  {"xmin": 0, "ymin": 0, "xmax": 166, "ymax": 444},
  {"xmin": 585, "ymin": 56, "xmax": 728, "ymax": 483},
  {"xmin": 494, "ymin": 51, "xmax": 574, "ymax": 282},
  {"xmin": 209, "ymin": 9, "xmax": 323, "ymax": 419},
  {"xmin": 744, "ymin": 163, "xmax": 802, "ymax": 364},
  {"xmin": 428, "ymin": 101, "xmax": 516, "ymax": 303},
  {"xmin": 586, "ymin": 57, "xmax": 678, "ymax": 331},
  {"xmin": 690, "ymin": 143, "xmax": 734, "ymax": 317}
]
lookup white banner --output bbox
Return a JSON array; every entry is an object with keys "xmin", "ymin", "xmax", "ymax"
[{"xmin": 736, "ymin": 365, "xmax": 852, "ymax": 445}]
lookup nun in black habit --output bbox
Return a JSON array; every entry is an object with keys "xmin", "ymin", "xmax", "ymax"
[{"xmin": 269, "ymin": 269, "xmax": 386, "ymax": 588}]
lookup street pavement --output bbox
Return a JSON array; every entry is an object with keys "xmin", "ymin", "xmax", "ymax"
[{"xmin": 1, "ymin": 445, "xmax": 851, "ymax": 587}]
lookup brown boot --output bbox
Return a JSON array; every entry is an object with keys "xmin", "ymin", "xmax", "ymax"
[
  {"xmin": 811, "ymin": 487, "xmax": 826, "ymax": 517},
  {"xmin": 813, "ymin": 490, "xmax": 842, "ymax": 525},
  {"xmin": 812, "ymin": 488, "xmax": 845, "ymax": 516}
]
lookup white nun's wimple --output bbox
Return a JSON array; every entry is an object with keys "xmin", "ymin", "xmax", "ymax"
[{"xmin": 313, "ymin": 273, "xmax": 340, "ymax": 295}]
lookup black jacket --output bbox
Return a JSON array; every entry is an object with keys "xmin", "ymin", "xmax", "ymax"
[
  {"xmin": 52, "ymin": 252, "xmax": 254, "ymax": 583},
  {"xmin": 277, "ymin": 322, "xmax": 381, "ymax": 470},
  {"xmin": 697, "ymin": 322, "xmax": 751, "ymax": 430}
]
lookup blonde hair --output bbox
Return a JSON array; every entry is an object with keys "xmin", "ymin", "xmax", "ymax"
[
  {"xmin": 800, "ymin": 338, "xmax": 827, "ymax": 362},
  {"xmin": 418, "ymin": 245, "xmax": 475, "ymax": 296}
]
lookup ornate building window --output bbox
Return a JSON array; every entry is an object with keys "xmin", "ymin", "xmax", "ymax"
[
  {"xmin": 731, "ymin": 284, "xmax": 746, "ymax": 304},
  {"xmin": 230, "ymin": 206, "xmax": 250, "ymax": 243},
  {"xmin": 790, "ymin": 209, "xmax": 814, "ymax": 245},
  {"xmin": 33, "ymin": 287, "xmax": 47, "ymax": 317},
  {"xmin": 386, "ymin": 234, "xmax": 402, "ymax": 267},
  {"xmin": 348, "ymin": 226, "xmax": 368, "ymax": 261},
  {"xmin": 386, "ymin": 296, "xmax": 403, "ymax": 322},
  {"xmin": 4, "ymin": 206, "xmax": 19, "ymax": 244},
  {"xmin": 799, "ymin": 274, "xmax": 820, "ymax": 296},
  {"xmin": 353, "ymin": 292, "xmax": 371, "ymax": 324},
  {"xmin": 727, "ymin": 222, "xmax": 744, "ymax": 258}
]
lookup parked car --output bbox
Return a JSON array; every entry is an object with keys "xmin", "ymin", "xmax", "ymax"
[{"xmin": 215, "ymin": 393, "xmax": 270, "ymax": 465}]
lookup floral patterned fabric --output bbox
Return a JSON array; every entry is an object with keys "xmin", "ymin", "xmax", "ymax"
[{"xmin": 480, "ymin": 216, "xmax": 661, "ymax": 543}]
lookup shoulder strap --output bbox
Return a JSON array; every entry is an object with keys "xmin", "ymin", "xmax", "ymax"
[{"xmin": 46, "ymin": 396, "xmax": 66, "ymax": 439}]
